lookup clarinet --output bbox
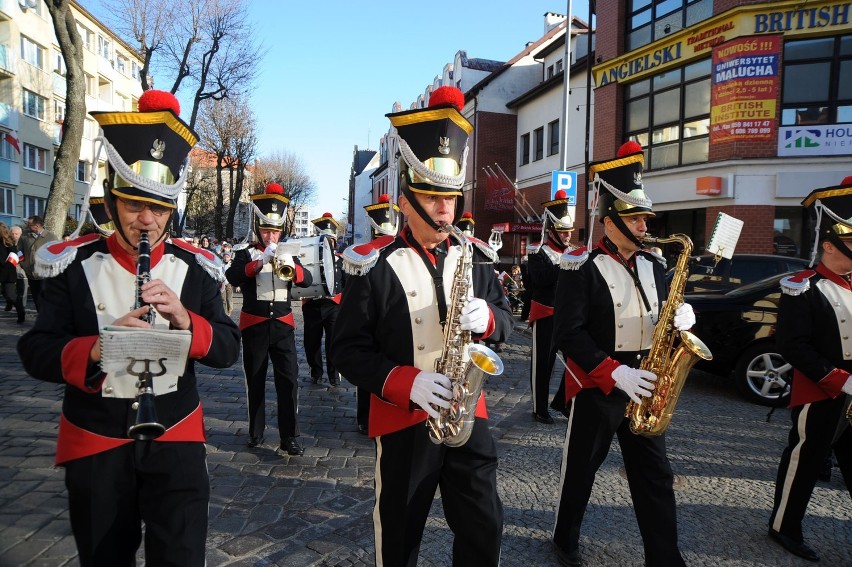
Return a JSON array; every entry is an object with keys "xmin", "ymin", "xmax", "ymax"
[
  {"xmin": 135, "ymin": 231, "xmax": 155, "ymax": 325},
  {"xmin": 127, "ymin": 230, "xmax": 165, "ymax": 440}
]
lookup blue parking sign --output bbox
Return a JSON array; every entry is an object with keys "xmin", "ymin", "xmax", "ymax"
[{"xmin": 551, "ymin": 171, "xmax": 577, "ymax": 203}]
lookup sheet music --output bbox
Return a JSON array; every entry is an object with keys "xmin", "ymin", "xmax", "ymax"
[
  {"xmin": 706, "ymin": 212, "xmax": 744, "ymax": 260},
  {"xmin": 99, "ymin": 327, "xmax": 192, "ymax": 398}
]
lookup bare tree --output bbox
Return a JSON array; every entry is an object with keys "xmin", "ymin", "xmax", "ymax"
[
  {"xmin": 252, "ymin": 152, "xmax": 317, "ymax": 237},
  {"xmin": 42, "ymin": 0, "xmax": 85, "ymax": 238},
  {"xmin": 182, "ymin": 155, "xmax": 218, "ymax": 237},
  {"xmin": 195, "ymin": 97, "xmax": 257, "ymax": 241}
]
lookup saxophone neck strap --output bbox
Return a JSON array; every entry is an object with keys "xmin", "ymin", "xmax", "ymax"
[
  {"xmin": 603, "ymin": 237, "xmax": 654, "ymax": 320},
  {"xmin": 403, "ymin": 227, "xmax": 449, "ymax": 325}
]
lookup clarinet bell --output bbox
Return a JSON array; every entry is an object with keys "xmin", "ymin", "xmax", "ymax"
[{"xmin": 128, "ymin": 392, "xmax": 166, "ymax": 440}]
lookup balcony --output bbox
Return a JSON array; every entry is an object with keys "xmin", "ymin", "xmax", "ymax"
[
  {"xmin": 0, "ymin": 44, "xmax": 14, "ymax": 79},
  {"xmin": 53, "ymin": 72, "xmax": 66, "ymax": 97},
  {"xmin": 0, "ymin": 0, "xmax": 12, "ymax": 21},
  {"xmin": 0, "ymin": 102, "xmax": 18, "ymax": 131},
  {"xmin": 0, "ymin": 158, "xmax": 20, "ymax": 186}
]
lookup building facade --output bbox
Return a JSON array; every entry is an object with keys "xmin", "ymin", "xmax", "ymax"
[
  {"xmin": 593, "ymin": 0, "xmax": 852, "ymax": 257},
  {"xmin": 0, "ymin": 0, "xmax": 143, "ymax": 230}
]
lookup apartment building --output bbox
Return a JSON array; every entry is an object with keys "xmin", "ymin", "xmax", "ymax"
[{"xmin": 0, "ymin": 0, "xmax": 143, "ymax": 229}]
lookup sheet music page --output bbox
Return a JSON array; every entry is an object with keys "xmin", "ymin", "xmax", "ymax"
[
  {"xmin": 99, "ymin": 328, "xmax": 192, "ymax": 398},
  {"xmin": 706, "ymin": 212, "xmax": 744, "ymax": 260}
]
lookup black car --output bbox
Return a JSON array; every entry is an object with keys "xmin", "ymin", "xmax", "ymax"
[
  {"xmin": 670, "ymin": 254, "xmax": 809, "ymax": 294},
  {"xmin": 686, "ymin": 272, "xmax": 799, "ymax": 406}
]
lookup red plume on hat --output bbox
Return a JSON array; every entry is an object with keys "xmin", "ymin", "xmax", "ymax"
[
  {"xmin": 138, "ymin": 90, "xmax": 181, "ymax": 115},
  {"xmin": 428, "ymin": 86, "xmax": 465, "ymax": 111},
  {"xmin": 842, "ymin": 176, "xmax": 852, "ymax": 185},
  {"xmin": 461, "ymin": 211, "xmax": 473, "ymax": 219},
  {"xmin": 378, "ymin": 193, "xmax": 390, "ymax": 203},
  {"xmin": 266, "ymin": 182, "xmax": 284, "ymax": 195},
  {"xmin": 617, "ymin": 140, "xmax": 643, "ymax": 158},
  {"xmin": 554, "ymin": 189, "xmax": 567, "ymax": 199}
]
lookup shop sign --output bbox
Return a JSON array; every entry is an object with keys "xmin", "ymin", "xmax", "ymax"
[{"xmin": 778, "ymin": 124, "xmax": 852, "ymax": 156}]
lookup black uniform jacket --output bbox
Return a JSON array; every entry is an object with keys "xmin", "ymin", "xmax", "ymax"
[
  {"xmin": 17, "ymin": 234, "xmax": 240, "ymax": 465},
  {"xmin": 526, "ymin": 240, "xmax": 565, "ymax": 323},
  {"xmin": 552, "ymin": 239, "xmax": 666, "ymax": 401},
  {"xmin": 778, "ymin": 264, "xmax": 852, "ymax": 407},
  {"xmin": 226, "ymin": 242, "xmax": 312, "ymax": 330},
  {"xmin": 331, "ymin": 229, "xmax": 513, "ymax": 437}
]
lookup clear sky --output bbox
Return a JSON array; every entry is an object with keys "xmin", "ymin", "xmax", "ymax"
[{"xmin": 84, "ymin": 0, "xmax": 592, "ymax": 223}]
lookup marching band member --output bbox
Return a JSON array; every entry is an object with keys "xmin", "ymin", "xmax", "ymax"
[
  {"xmin": 332, "ymin": 86, "xmax": 512, "ymax": 565},
  {"xmin": 769, "ymin": 178, "xmax": 852, "ymax": 562},
  {"xmin": 457, "ymin": 211, "xmax": 475, "ymax": 237},
  {"xmin": 551, "ymin": 142, "xmax": 693, "ymax": 566},
  {"xmin": 526, "ymin": 190, "xmax": 574, "ymax": 423},
  {"xmin": 17, "ymin": 91, "xmax": 240, "ymax": 565},
  {"xmin": 226, "ymin": 183, "xmax": 313, "ymax": 456},
  {"xmin": 303, "ymin": 212, "xmax": 343, "ymax": 386}
]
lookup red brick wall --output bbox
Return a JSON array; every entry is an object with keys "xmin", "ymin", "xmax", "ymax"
[
  {"xmin": 471, "ymin": 111, "xmax": 517, "ymax": 240},
  {"xmin": 704, "ymin": 205, "xmax": 775, "ymax": 254}
]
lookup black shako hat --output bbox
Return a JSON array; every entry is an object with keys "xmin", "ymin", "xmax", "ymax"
[
  {"xmin": 388, "ymin": 85, "xmax": 471, "ymax": 228},
  {"xmin": 589, "ymin": 141, "xmax": 654, "ymax": 221},
  {"xmin": 802, "ymin": 176, "xmax": 852, "ymax": 263},
  {"xmin": 251, "ymin": 183, "xmax": 290, "ymax": 232},
  {"xmin": 90, "ymin": 90, "xmax": 197, "ymax": 208},
  {"xmin": 312, "ymin": 212, "xmax": 339, "ymax": 237},
  {"xmin": 364, "ymin": 194, "xmax": 401, "ymax": 237}
]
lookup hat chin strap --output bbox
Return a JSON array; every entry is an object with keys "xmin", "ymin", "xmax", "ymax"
[
  {"xmin": 828, "ymin": 231, "xmax": 852, "ymax": 263},
  {"xmin": 400, "ymin": 183, "xmax": 463, "ymax": 232},
  {"xmin": 609, "ymin": 212, "xmax": 645, "ymax": 248}
]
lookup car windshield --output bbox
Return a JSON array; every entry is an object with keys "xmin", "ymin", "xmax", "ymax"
[{"xmin": 724, "ymin": 272, "xmax": 794, "ymax": 297}]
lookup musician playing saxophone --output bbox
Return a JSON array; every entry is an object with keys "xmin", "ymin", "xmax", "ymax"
[
  {"xmin": 769, "ymin": 179, "xmax": 852, "ymax": 562},
  {"xmin": 550, "ymin": 142, "xmax": 694, "ymax": 567},
  {"xmin": 331, "ymin": 86, "xmax": 513, "ymax": 566},
  {"xmin": 17, "ymin": 91, "xmax": 240, "ymax": 566}
]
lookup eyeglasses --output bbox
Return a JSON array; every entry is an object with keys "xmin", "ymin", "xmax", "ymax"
[{"xmin": 118, "ymin": 198, "xmax": 172, "ymax": 216}]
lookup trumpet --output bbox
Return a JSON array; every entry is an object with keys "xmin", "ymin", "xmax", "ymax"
[{"xmin": 273, "ymin": 254, "xmax": 295, "ymax": 280}]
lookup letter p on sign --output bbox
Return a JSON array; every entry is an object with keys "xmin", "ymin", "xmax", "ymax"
[{"xmin": 551, "ymin": 171, "xmax": 578, "ymax": 204}]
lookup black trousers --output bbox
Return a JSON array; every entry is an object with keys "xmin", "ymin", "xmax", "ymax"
[
  {"xmin": 553, "ymin": 388, "xmax": 685, "ymax": 567},
  {"xmin": 30, "ymin": 277, "xmax": 44, "ymax": 311},
  {"xmin": 64, "ymin": 442, "xmax": 209, "ymax": 567},
  {"xmin": 1, "ymin": 281, "xmax": 22, "ymax": 319},
  {"xmin": 374, "ymin": 418, "xmax": 503, "ymax": 566},
  {"xmin": 241, "ymin": 320, "xmax": 300, "ymax": 439},
  {"xmin": 770, "ymin": 395, "xmax": 852, "ymax": 542},
  {"xmin": 357, "ymin": 388, "xmax": 370, "ymax": 429},
  {"xmin": 531, "ymin": 316, "xmax": 558, "ymax": 415},
  {"xmin": 302, "ymin": 298, "xmax": 339, "ymax": 382}
]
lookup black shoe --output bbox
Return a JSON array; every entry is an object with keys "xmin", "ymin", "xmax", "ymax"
[
  {"xmin": 4, "ymin": 303, "xmax": 11, "ymax": 311},
  {"xmin": 278, "ymin": 437, "xmax": 304, "ymax": 456},
  {"xmin": 330, "ymin": 378, "xmax": 341, "ymax": 387},
  {"xmin": 818, "ymin": 457, "xmax": 832, "ymax": 482},
  {"xmin": 16, "ymin": 314, "xmax": 24, "ymax": 324},
  {"xmin": 357, "ymin": 423, "xmax": 368, "ymax": 435},
  {"xmin": 247, "ymin": 435, "xmax": 264, "ymax": 448},
  {"xmin": 768, "ymin": 528, "xmax": 819, "ymax": 562},
  {"xmin": 533, "ymin": 412, "xmax": 554, "ymax": 424},
  {"xmin": 554, "ymin": 544, "xmax": 581, "ymax": 566}
]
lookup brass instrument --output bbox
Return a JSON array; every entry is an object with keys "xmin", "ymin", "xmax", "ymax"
[
  {"xmin": 426, "ymin": 223, "xmax": 504, "ymax": 447},
  {"xmin": 129, "ymin": 231, "xmax": 165, "ymax": 440},
  {"xmin": 625, "ymin": 234, "xmax": 713, "ymax": 436},
  {"xmin": 273, "ymin": 255, "xmax": 295, "ymax": 280}
]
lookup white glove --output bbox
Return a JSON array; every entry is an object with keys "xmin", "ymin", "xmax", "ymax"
[
  {"xmin": 410, "ymin": 371, "xmax": 452, "ymax": 419},
  {"xmin": 459, "ymin": 298, "xmax": 490, "ymax": 334},
  {"xmin": 842, "ymin": 376, "xmax": 852, "ymax": 396},
  {"xmin": 673, "ymin": 302, "xmax": 696, "ymax": 331},
  {"xmin": 611, "ymin": 365, "xmax": 657, "ymax": 404},
  {"xmin": 261, "ymin": 243, "xmax": 277, "ymax": 265}
]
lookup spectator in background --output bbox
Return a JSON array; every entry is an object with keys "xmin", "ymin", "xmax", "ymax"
[
  {"xmin": 221, "ymin": 250, "xmax": 234, "ymax": 316},
  {"xmin": 7, "ymin": 225, "xmax": 26, "ymax": 316},
  {"xmin": 19, "ymin": 215, "xmax": 58, "ymax": 311},
  {"xmin": 0, "ymin": 222, "xmax": 24, "ymax": 323}
]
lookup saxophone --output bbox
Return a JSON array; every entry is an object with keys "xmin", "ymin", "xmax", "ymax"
[
  {"xmin": 625, "ymin": 234, "xmax": 713, "ymax": 436},
  {"xmin": 426, "ymin": 223, "xmax": 505, "ymax": 447}
]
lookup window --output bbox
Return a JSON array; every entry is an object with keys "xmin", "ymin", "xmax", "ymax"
[
  {"xmin": 0, "ymin": 136, "xmax": 17, "ymax": 161},
  {"xmin": 533, "ymin": 127, "xmax": 544, "ymax": 161},
  {"xmin": 547, "ymin": 65, "xmax": 554, "ymax": 79},
  {"xmin": 24, "ymin": 196, "xmax": 46, "ymax": 218},
  {"xmin": 555, "ymin": 59, "xmax": 563, "ymax": 74},
  {"xmin": 625, "ymin": 58, "xmax": 711, "ymax": 170},
  {"xmin": 627, "ymin": 0, "xmax": 712, "ymax": 51},
  {"xmin": 23, "ymin": 89, "xmax": 47, "ymax": 120},
  {"xmin": 54, "ymin": 52, "xmax": 67, "ymax": 76},
  {"xmin": 54, "ymin": 99, "xmax": 65, "ymax": 122},
  {"xmin": 131, "ymin": 61, "xmax": 139, "ymax": 79},
  {"xmin": 83, "ymin": 118, "xmax": 97, "ymax": 140},
  {"xmin": 97, "ymin": 35, "xmax": 111, "ymax": 61},
  {"xmin": 781, "ymin": 35, "xmax": 852, "ymax": 125},
  {"xmin": 20, "ymin": 36, "xmax": 45, "ymax": 69},
  {"xmin": 76, "ymin": 160, "xmax": 88, "ymax": 182},
  {"xmin": 84, "ymin": 73, "xmax": 96, "ymax": 97},
  {"xmin": 548, "ymin": 120, "xmax": 560, "ymax": 156},
  {"xmin": 23, "ymin": 143, "xmax": 48, "ymax": 173},
  {"xmin": 77, "ymin": 22, "xmax": 95, "ymax": 51},
  {"xmin": 116, "ymin": 54, "xmax": 128, "ymax": 76},
  {"xmin": 520, "ymin": 133, "xmax": 530, "ymax": 166},
  {"xmin": 0, "ymin": 187, "xmax": 13, "ymax": 215}
]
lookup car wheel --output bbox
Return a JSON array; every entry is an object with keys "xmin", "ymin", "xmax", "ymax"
[{"xmin": 734, "ymin": 343, "xmax": 792, "ymax": 407}]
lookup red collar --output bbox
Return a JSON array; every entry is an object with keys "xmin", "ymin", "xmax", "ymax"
[
  {"xmin": 816, "ymin": 262, "xmax": 852, "ymax": 291},
  {"xmin": 597, "ymin": 237, "xmax": 635, "ymax": 268},
  {"xmin": 401, "ymin": 226, "xmax": 445, "ymax": 266},
  {"xmin": 106, "ymin": 233, "xmax": 165, "ymax": 274}
]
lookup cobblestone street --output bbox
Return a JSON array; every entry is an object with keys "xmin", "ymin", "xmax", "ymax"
[{"xmin": 1, "ymin": 295, "xmax": 850, "ymax": 566}]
